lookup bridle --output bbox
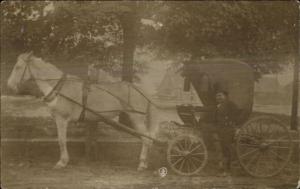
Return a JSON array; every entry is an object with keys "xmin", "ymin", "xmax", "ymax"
[
  {"xmin": 18, "ymin": 60, "xmax": 32, "ymax": 86},
  {"xmin": 18, "ymin": 58, "xmax": 67, "ymax": 102}
]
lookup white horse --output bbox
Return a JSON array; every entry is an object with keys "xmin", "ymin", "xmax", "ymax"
[{"xmin": 7, "ymin": 52, "xmax": 161, "ymax": 170}]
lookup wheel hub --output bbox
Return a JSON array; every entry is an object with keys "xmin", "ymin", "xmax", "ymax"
[
  {"xmin": 181, "ymin": 150, "xmax": 190, "ymax": 156},
  {"xmin": 259, "ymin": 142, "xmax": 269, "ymax": 151}
]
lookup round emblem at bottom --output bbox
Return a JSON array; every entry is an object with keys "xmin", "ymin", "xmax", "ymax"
[{"xmin": 158, "ymin": 167, "xmax": 168, "ymax": 177}]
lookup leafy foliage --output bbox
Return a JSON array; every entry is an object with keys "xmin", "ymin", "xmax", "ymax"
[
  {"xmin": 1, "ymin": 1, "xmax": 298, "ymax": 78},
  {"xmin": 1, "ymin": 1, "xmax": 127, "ymax": 68},
  {"xmin": 146, "ymin": 1, "xmax": 298, "ymax": 75}
]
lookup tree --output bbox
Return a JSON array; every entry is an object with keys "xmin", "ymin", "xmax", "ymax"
[
  {"xmin": 141, "ymin": 1, "xmax": 298, "ymax": 77},
  {"xmin": 1, "ymin": 1, "xmax": 138, "ymax": 80},
  {"xmin": 1, "ymin": 1, "xmax": 298, "ymax": 80},
  {"xmin": 119, "ymin": 2, "xmax": 138, "ymax": 82}
]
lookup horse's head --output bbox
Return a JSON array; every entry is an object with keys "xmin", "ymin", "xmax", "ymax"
[{"xmin": 7, "ymin": 52, "xmax": 35, "ymax": 94}]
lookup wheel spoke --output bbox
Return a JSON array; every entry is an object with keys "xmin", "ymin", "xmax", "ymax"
[
  {"xmin": 248, "ymin": 123, "xmax": 257, "ymax": 136},
  {"xmin": 179, "ymin": 158, "xmax": 186, "ymax": 171},
  {"xmin": 189, "ymin": 144, "xmax": 202, "ymax": 154},
  {"xmin": 188, "ymin": 157, "xmax": 198, "ymax": 171},
  {"xmin": 184, "ymin": 138, "xmax": 189, "ymax": 150},
  {"xmin": 190, "ymin": 156, "xmax": 204, "ymax": 163},
  {"xmin": 262, "ymin": 150, "xmax": 274, "ymax": 172},
  {"xmin": 258, "ymin": 122, "xmax": 263, "ymax": 136},
  {"xmin": 254, "ymin": 153, "xmax": 262, "ymax": 175},
  {"xmin": 190, "ymin": 152, "xmax": 205, "ymax": 156},
  {"xmin": 268, "ymin": 149, "xmax": 286, "ymax": 162},
  {"xmin": 170, "ymin": 154, "xmax": 184, "ymax": 157},
  {"xmin": 253, "ymin": 123, "xmax": 261, "ymax": 137},
  {"xmin": 269, "ymin": 129, "xmax": 283, "ymax": 141},
  {"xmin": 264, "ymin": 123, "xmax": 271, "ymax": 137},
  {"xmin": 239, "ymin": 148, "xmax": 260, "ymax": 159},
  {"xmin": 266, "ymin": 147, "xmax": 286, "ymax": 167},
  {"xmin": 239, "ymin": 134, "xmax": 260, "ymax": 145},
  {"xmin": 188, "ymin": 140, "xmax": 194, "ymax": 151},
  {"xmin": 185, "ymin": 158, "xmax": 191, "ymax": 173},
  {"xmin": 244, "ymin": 150, "xmax": 259, "ymax": 169},
  {"xmin": 171, "ymin": 156, "xmax": 184, "ymax": 167},
  {"xmin": 172, "ymin": 146, "xmax": 182, "ymax": 154}
]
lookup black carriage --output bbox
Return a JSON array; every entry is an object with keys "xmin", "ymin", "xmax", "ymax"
[{"xmin": 166, "ymin": 59, "xmax": 294, "ymax": 177}]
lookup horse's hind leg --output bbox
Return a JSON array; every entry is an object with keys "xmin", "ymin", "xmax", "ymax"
[{"xmin": 53, "ymin": 115, "xmax": 70, "ymax": 169}]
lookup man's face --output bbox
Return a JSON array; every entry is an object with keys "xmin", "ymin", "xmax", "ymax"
[{"xmin": 216, "ymin": 92, "xmax": 227, "ymax": 104}]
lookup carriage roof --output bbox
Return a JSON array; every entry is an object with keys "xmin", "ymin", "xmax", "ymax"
[{"xmin": 182, "ymin": 58, "xmax": 255, "ymax": 113}]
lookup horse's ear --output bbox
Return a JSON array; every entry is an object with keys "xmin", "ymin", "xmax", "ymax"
[
  {"xmin": 27, "ymin": 51, "xmax": 33, "ymax": 58},
  {"xmin": 24, "ymin": 51, "xmax": 33, "ymax": 61}
]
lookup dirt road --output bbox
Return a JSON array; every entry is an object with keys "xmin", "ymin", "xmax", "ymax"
[{"xmin": 2, "ymin": 156, "xmax": 298, "ymax": 189}]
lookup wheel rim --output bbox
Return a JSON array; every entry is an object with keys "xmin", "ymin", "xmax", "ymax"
[
  {"xmin": 167, "ymin": 135, "xmax": 208, "ymax": 176},
  {"xmin": 236, "ymin": 116, "xmax": 293, "ymax": 178}
]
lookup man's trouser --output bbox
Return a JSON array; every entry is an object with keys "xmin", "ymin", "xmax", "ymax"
[{"xmin": 201, "ymin": 122, "xmax": 235, "ymax": 171}]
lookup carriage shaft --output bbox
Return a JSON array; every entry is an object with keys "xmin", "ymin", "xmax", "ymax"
[{"xmin": 58, "ymin": 93, "xmax": 167, "ymax": 146}]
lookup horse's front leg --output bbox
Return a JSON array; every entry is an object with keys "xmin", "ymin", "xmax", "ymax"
[
  {"xmin": 138, "ymin": 137, "xmax": 153, "ymax": 171},
  {"xmin": 53, "ymin": 115, "xmax": 70, "ymax": 169}
]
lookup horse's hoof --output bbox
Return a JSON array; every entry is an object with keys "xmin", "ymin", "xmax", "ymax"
[
  {"xmin": 137, "ymin": 164, "xmax": 148, "ymax": 171},
  {"xmin": 137, "ymin": 166, "xmax": 146, "ymax": 171},
  {"xmin": 53, "ymin": 161, "xmax": 67, "ymax": 169}
]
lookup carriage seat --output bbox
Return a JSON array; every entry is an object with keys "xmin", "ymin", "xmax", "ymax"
[{"xmin": 176, "ymin": 105, "xmax": 199, "ymax": 127}]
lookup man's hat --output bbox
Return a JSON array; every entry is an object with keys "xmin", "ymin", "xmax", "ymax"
[{"xmin": 215, "ymin": 89, "xmax": 228, "ymax": 96}]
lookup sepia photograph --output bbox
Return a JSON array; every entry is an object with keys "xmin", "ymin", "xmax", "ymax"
[{"xmin": 1, "ymin": 1, "xmax": 300, "ymax": 189}]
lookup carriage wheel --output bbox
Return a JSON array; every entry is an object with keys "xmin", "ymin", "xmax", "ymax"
[
  {"xmin": 167, "ymin": 135, "xmax": 208, "ymax": 176},
  {"xmin": 236, "ymin": 115, "xmax": 293, "ymax": 178}
]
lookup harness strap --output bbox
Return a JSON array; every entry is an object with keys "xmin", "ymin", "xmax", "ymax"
[
  {"xmin": 43, "ymin": 74, "xmax": 67, "ymax": 102},
  {"xmin": 78, "ymin": 81, "xmax": 90, "ymax": 122}
]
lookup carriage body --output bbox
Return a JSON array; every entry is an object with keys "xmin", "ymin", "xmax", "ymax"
[
  {"xmin": 168, "ymin": 59, "xmax": 293, "ymax": 177},
  {"xmin": 176, "ymin": 59, "xmax": 254, "ymax": 129},
  {"xmin": 182, "ymin": 59, "xmax": 254, "ymax": 123}
]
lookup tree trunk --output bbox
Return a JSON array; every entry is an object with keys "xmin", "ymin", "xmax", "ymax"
[
  {"xmin": 119, "ymin": 2, "xmax": 138, "ymax": 127},
  {"xmin": 290, "ymin": 4, "xmax": 299, "ymax": 131},
  {"xmin": 120, "ymin": 2, "xmax": 138, "ymax": 83}
]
